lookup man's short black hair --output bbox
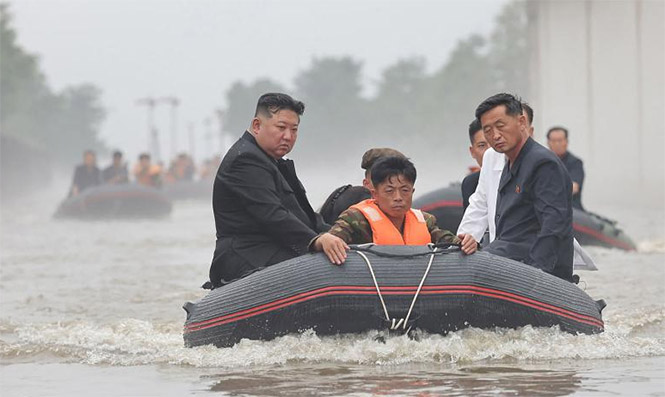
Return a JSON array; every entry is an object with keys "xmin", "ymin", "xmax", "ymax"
[
  {"xmin": 475, "ymin": 93, "xmax": 523, "ymax": 122},
  {"xmin": 112, "ymin": 150, "xmax": 123, "ymax": 158},
  {"xmin": 547, "ymin": 126, "xmax": 569, "ymax": 140},
  {"xmin": 468, "ymin": 119, "xmax": 482, "ymax": 144},
  {"xmin": 522, "ymin": 102, "xmax": 534, "ymax": 125},
  {"xmin": 370, "ymin": 156, "xmax": 417, "ymax": 187},
  {"xmin": 254, "ymin": 93, "xmax": 305, "ymax": 118}
]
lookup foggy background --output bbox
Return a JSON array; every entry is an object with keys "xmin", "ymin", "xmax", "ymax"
[{"xmin": 1, "ymin": 0, "xmax": 663, "ymax": 209}]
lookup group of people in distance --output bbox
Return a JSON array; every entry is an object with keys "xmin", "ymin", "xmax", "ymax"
[
  {"xmin": 69, "ymin": 150, "xmax": 128, "ymax": 197},
  {"xmin": 68, "ymin": 149, "xmax": 220, "ymax": 198},
  {"xmin": 205, "ymin": 92, "xmax": 585, "ymax": 289}
]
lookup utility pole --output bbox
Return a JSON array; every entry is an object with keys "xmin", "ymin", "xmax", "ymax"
[
  {"xmin": 158, "ymin": 96, "xmax": 180, "ymax": 161},
  {"xmin": 136, "ymin": 97, "xmax": 160, "ymax": 162}
]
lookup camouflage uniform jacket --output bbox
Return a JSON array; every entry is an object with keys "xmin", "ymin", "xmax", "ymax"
[{"xmin": 316, "ymin": 207, "xmax": 461, "ymax": 246}]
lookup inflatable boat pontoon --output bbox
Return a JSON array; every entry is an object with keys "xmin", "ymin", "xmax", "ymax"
[
  {"xmin": 54, "ymin": 184, "xmax": 172, "ymax": 219},
  {"xmin": 414, "ymin": 184, "xmax": 636, "ymax": 251},
  {"xmin": 183, "ymin": 245, "xmax": 605, "ymax": 348}
]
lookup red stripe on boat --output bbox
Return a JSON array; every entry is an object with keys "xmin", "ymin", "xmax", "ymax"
[
  {"xmin": 184, "ymin": 284, "xmax": 603, "ymax": 333},
  {"xmin": 573, "ymin": 223, "xmax": 635, "ymax": 251},
  {"xmin": 419, "ymin": 200, "xmax": 463, "ymax": 212}
]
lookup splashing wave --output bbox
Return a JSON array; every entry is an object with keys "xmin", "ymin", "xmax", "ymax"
[{"xmin": 2, "ymin": 308, "xmax": 663, "ymax": 367}]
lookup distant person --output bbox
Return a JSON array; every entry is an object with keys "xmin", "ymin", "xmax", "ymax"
[
  {"xmin": 183, "ymin": 154, "xmax": 195, "ymax": 180},
  {"xmin": 458, "ymin": 103, "xmax": 534, "ymax": 243},
  {"xmin": 199, "ymin": 155, "xmax": 221, "ymax": 180},
  {"xmin": 206, "ymin": 93, "xmax": 328, "ymax": 288},
  {"xmin": 476, "ymin": 93, "xmax": 573, "ymax": 281},
  {"xmin": 547, "ymin": 126, "xmax": 585, "ymax": 210},
  {"xmin": 133, "ymin": 153, "xmax": 162, "ymax": 187},
  {"xmin": 319, "ymin": 148, "xmax": 405, "ymax": 224},
  {"xmin": 166, "ymin": 153, "xmax": 196, "ymax": 183},
  {"xmin": 461, "ymin": 119, "xmax": 489, "ymax": 210},
  {"xmin": 312, "ymin": 156, "xmax": 477, "ymax": 265},
  {"xmin": 69, "ymin": 150, "xmax": 100, "ymax": 197},
  {"xmin": 102, "ymin": 150, "xmax": 129, "ymax": 184}
]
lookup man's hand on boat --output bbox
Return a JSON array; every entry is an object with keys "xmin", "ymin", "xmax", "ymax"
[
  {"xmin": 313, "ymin": 232, "xmax": 476, "ymax": 265},
  {"xmin": 457, "ymin": 233, "xmax": 478, "ymax": 255},
  {"xmin": 313, "ymin": 233, "xmax": 350, "ymax": 265}
]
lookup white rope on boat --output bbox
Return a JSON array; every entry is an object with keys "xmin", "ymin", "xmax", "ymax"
[
  {"xmin": 403, "ymin": 247, "xmax": 437, "ymax": 330},
  {"xmin": 355, "ymin": 250, "xmax": 391, "ymax": 322},
  {"xmin": 355, "ymin": 247, "xmax": 438, "ymax": 331}
]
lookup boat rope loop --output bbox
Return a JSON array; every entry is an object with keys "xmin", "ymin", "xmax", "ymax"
[{"xmin": 355, "ymin": 246, "xmax": 438, "ymax": 332}]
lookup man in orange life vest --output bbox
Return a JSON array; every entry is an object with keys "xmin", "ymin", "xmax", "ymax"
[
  {"xmin": 311, "ymin": 156, "xmax": 477, "ymax": 264},
  {"xmin": 133, "ymin": 153, "xmax": 162, "ymax": 187}
]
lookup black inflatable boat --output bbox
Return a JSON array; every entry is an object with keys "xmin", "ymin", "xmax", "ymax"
[
  {"xmin": 54, "ymin": 184, "xmax": 172, "ymax": 219},
  {"xmin": 413, "ymin": 184, "xmax": 637, "ymax": 251},
  {"xmin": 183, "ymin": 245, "xmax": 605, "ymax": 348}
]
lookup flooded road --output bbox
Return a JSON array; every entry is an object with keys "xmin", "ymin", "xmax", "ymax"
[{"xmin": 1, "ymin": 186, "xmax": 663, "ymax": 396}]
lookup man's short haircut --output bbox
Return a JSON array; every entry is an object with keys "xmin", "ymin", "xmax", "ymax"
[
  {"xmin": 547, "ymin": 126, "xmax": 569, "ymax": 140},
  {"xmin": 370, "ymin": 156, "xmax": 417, "ymax": 187},
  {"xmin": 468, "ymin": 119, "xmax": 482, "ymax": 144},
  {"xmin": 254, "ymin": 93, "xmax": 305, "ymax": 119},
  {"xmin": 83, "ymin": 149, "xmax": 95, "ymax": 156},
  {"xmin": 361, "ymin": 148, "xmax": 406, "ymax": 171},
  {"xmin": 139, "ymin": 152, "xmax": 150, "ymax": 160},
  {"xmin": 475, "ymin": 93, "xmax": 523, "ymax": 122},
  {"xmin": 112, "ymin": 150, "xmax": 123, "ymax": 158},
  {"xmin": 522, "ymin": 102, "xmax": 534, "ymax": 125}
]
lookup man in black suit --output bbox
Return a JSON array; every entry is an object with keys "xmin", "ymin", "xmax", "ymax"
[
  {"xmin": 207, "ymin": 93, "xmax": 328, "ymax": 287},
  {"xmin": 462, "ymin": 104, "xmax": 534, "ymax": 211},
  {"xmin": 477, "ymin": 93, "xmax": 574, "ymax": 282},
  {"xmin": 547, "ymin": 126, "xmax": 585, "ymax": 210},
  {"xmin": 69, "ymin": 150, "xmax": 100, "ymax": 197}
]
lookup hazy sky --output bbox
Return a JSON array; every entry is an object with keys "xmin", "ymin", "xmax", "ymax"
[{"xmin": 10, "ymin": 0, "xmax": 507, "ymax": 162}]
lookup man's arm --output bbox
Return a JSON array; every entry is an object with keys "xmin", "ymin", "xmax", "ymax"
[
  {"xmin": 326, "ymin": 209, "xmax": 369, "ymax": 244},
  {"xmin": 427, "ymin": 213, "xmax": 476, "ymax": 254},
  {"xmin": 457, "ymin": 156, "xmax": 490, "ymax": 242},
  {"xmin": 528, "ymin": 161, "xmax": 573, "ymax": 272},
  {"xmin": 310, "ymin": 209, "xmax": 367, "ymax": 265},
  {"xmin": 70, "ymin": 167, "xmax": 82, "ymax": 196},
  {"xmin": 569, "ymin": 158, "xmax": 585, "ymax": 195},
  {"xmin": 426, "ymin": 213, "xmax": 460, "ymax": 245},
  {"xmin": 222, "ymin": 154, "xmax": 318, "ymax": 254}
]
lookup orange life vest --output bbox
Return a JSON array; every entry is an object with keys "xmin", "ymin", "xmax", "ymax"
[
  {"xmin": 351, "ymin": 199, "xmax": 431, "ymax": 245},
  {"xmin": 133, "ymin": 164, "xmax": 162, "ymax": 186}
]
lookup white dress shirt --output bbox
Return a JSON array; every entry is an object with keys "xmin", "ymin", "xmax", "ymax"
[{"xmin": 457, "ymin": 148, "xmax": 505, "ymax": 242}]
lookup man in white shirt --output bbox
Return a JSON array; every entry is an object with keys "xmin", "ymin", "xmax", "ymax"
[
  {"xmin": 457, "ymin": 103, "xmax": 596, "ymax": 271},
  {"xmin": 458, "ymin": 104, "xmax": 534, "ymax": 242}
]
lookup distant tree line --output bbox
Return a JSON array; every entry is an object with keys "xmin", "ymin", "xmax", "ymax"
[
  {"xmin": 1, "ymin": 3, "xmax": 107, "ymax": 198},
  {"xmin": 0, "ymin": 3, "xmax": 106, "ymax": 166},
  {"xmin": 220, "ymin": 1, "xmax": 530, "ymax": 166}
]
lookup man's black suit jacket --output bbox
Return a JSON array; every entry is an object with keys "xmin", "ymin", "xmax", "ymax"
[
  {"xmin": 461, "ymin": 171, "xmax": 480, "ymax": 211},
  {"xmin": 209, "ymin": 131, "xmax": 327, "ymax": 286}
]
